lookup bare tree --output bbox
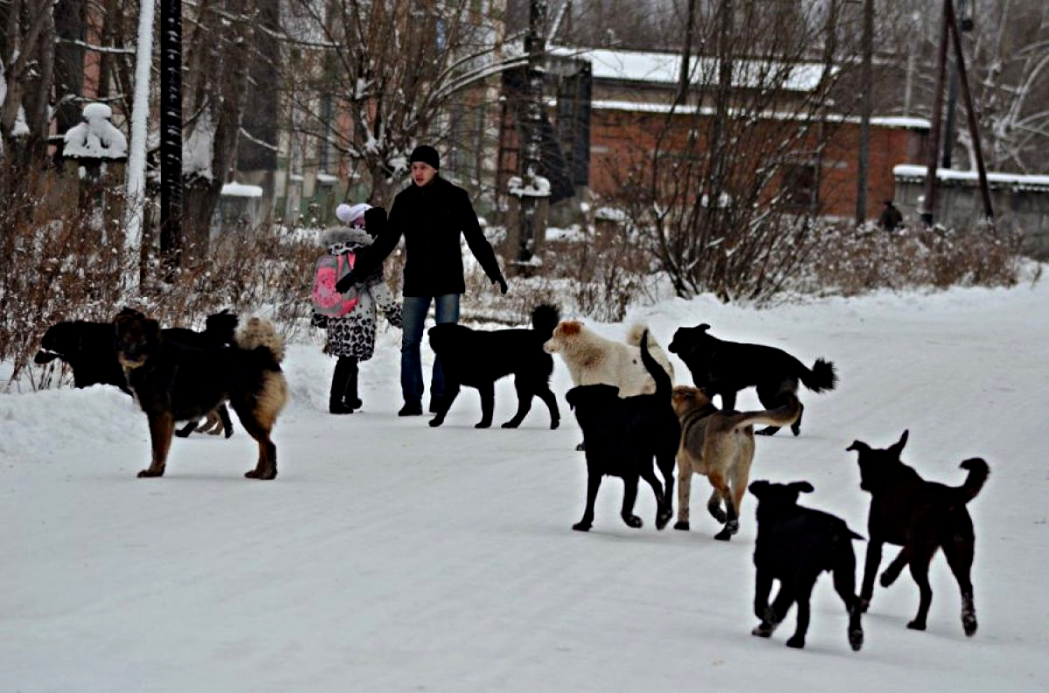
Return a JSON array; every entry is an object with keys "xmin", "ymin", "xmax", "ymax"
[{"xmin": 280, "ymin": 0, "xmax": 523, "ymax": 204}]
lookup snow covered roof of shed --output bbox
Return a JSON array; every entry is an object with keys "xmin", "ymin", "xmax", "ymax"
[
  {"xmin": 894, "ymin": 164, "xmax": 1049, "ymax": 191},
  {"xmin": 549, "ymin": 45, "xmax": 831, "ymax": 93}
]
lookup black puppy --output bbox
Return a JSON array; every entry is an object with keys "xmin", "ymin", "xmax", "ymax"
[
  {"xmin": 668, "ymin": 323, "xmax": 837, "ymax": 436},
  {"xmin": 427, "ymin": 305, "xmax": 561, "ymax": 429},
  {"xmin": 847, "ymin": 431, "xmax": 988, "ymax": 636},
  {"xmin": 749, "ymin": 480, "xmax": 864, "ymax": 651},
  {"xmin": 566, "ymin": 331, "xmax": 679, "ymax": 532},
  {"xmin": 35, "ymin": 311, "xmax": 239, "ymax": 438}
]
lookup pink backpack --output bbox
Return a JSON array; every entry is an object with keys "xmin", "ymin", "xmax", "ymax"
[{"xmin": 311, "ymin": 252, "xmax": 359, "ymax": 317}]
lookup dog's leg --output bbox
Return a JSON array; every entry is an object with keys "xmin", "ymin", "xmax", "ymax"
[
  {"xmin": 573, "ymin": 471, "xmax": 601, "ymax": 531},
  {"xmin": 674, "ymin": 458, "xmax": 692, "ymax": 530},
  {"xmin": 786, "ymin": 581, "xmax": 815, "ymax": 649},
  {"xmin": 755, "ymin": 580, "xmax": 794, "ymax": 638},
  {"xmin": 832, "ymin": 556, "xmax": 865, "ymax": 652},
  {"xmin": 620, "ymin": 474, "xmax": 643, "ymax": 529},
  {"xmin": 199, "ymin": 412, "xmax": 220, "ymax": 434},
  {"xmin": 139, "ymin": 412, "xmax": 174, "ymax": 477},
  {"xmin": 859, "ymin": 539, "xmax": 884, "ymax": 611},
  {"xmin": 216, "ymin": 405, "xmax": 234, "ymax": 438},
  {"xmin": 502, "ymin": 378, "xmax": 533, "ymax": 429},
  {"xmin": 752, "ymin": 567, "xmax": 775, "ymax": 635},
  {"xmin": 656, "ymin": 449, "xmax": 675, "ymax": 529},
  {"xmin": 943, "ymin": 530, "xmax": 978, "ymax": 637},
  {"xmin": 790, "ymin": 402, "xmax": 805, "ymax": 437},
  {"xmin": 719, "ymin": 390, "xmax": 738, "ymax": 413},
  {"xmin": 754, "ymin": 385, "xmax": 786, "ymax": 436},
  {"xmin": 879, "ymin": 546, "xmax": 909, "ymax": 587},
  {"xmin": 714, "ymin": 491, "xmax": 740, "ymax": 541},
  {"xmin": 705, "ymin": 488, "xmax": 726, "ymax": 524},
  {"xmin": 475, "ymin": 382, "xmax": 495, "ymax": 429},
  {"xmin": 535, "ymin": 385, "xmax": 560, "ymax": 430},
  {"xmin": 639, "ymin": 466, "xmax": 669, "ymax": 530},
  {"xmin": 234, "ymin": 403, "xmax": 278, "ymax": 480},
  {"xmin": 906, "ymin": 546, "xmax": 937, "ymax": 631},
  {"xmin": 174, "ymin": 419, "xmax": 200, "ymax": 438},
  {"xmin": 428, "ymin": 382, "xmax": 460, "ymax": 428}
]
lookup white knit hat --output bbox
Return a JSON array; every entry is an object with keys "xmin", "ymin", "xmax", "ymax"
[{"xmin": 336, "ymin": 202, "xmax": 372, "ymax": 226}]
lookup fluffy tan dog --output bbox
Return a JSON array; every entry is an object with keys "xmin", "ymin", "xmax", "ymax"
[{"xmin": 671, "ymin": 385, "xmax": 799, "ymax": 540}]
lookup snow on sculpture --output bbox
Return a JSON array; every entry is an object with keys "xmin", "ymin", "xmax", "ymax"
[{"xmin": 63, "ymin": 103, "xmax": 128, "ymax": 160}]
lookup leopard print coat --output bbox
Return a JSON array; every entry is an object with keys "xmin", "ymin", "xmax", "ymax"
[{"xmin": 312, "ymin": 226, "xmax": 402, "ymax": 361}]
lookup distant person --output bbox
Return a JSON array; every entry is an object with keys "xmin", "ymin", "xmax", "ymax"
[
  {"xmin": 336, "ymin": 145, "xmax": 508, "ymax": 417},
  {"xmin": 879, "ymin": 200, "xmax": 904, "ymax": 232}
]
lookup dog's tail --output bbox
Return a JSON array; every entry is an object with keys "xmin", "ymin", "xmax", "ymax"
[
  {"xmin": 235, "ymin": 317, "xmax": 286, "ymax": 364},
  {"xmin": 639, "ymin": 330, "xmax": 672, "ymax": 401},
  {"xmin": 723, "ymin": 393, "xmax": 801, "ymax": 432},
  {"xmin": 955, "ymin": 458, "xmax": 990, "ymax": 503},
  {"xmin": 531, "ymin": 304, "xmax": 561, "ymax": 342},
  {"xmin": 628, "ymin": 323, "xmax": 675, "ymax": 382},
  {"xmin": 800, "ymin": 358, "xmax": 838, "ymax": 393}
]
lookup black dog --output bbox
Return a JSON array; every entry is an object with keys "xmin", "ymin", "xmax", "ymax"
[
  {"xmin": 427, "ymin": 304, "xmax": 561, "ymax": 429},
  {"xmin": 35, "ymin": 320, "xmax": 131, "ymax": 393},
  {"xmin": 667, "ymin": 323, "xmax": 837, "ymax": 436},
  {"xmin": 566, "ymin": 331, "xmax": 679, "ymax": 532},
  {"xmin": 749, "ymin": 480, "xmax": 864, "ymax": 651},
  {"xmin": 35, "ymin": 311, "xmax": 239, "ymax": 437},
  {"xmin": 114, "ymin": 309, "xmax": 288, "ymax": 480},
  {"xmin": 847, "ymin": 431, "xmax": 988, "ymax": 636}
]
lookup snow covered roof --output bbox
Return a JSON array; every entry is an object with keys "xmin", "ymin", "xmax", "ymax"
[
  {"xmin": 549, "ymin": 45, "xmax": 831, "ymax": 93},
  {"xmin": 221, "ymin": 182, "xmax": 264, "ymax": 197},
  {"xmin": 588, "ymin": 99, "xmax": 930, "ymax": 130},
  {"xmin": 894, "ymin": 164, "xmax": 1049, "ymax": 191},
  {"xmin": 62, "ymin": 102, "xmax": 128, "ymax": 160}
]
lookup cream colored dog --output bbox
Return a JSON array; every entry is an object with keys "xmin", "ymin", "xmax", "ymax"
[
  {"xmin": 671, "ymin": 385, "xmax": 800, "ymax": 540},
  {"xmin": 544, "ymin": 321, "xmax": 675, "ymax": 395}
]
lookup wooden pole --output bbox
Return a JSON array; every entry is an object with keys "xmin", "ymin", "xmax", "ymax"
[
  {"xmin": 946, "ymin": 0, "xmax": 994, "ymax": 222},
  {"xmin": 855, "ymin": 0, "xmax": 873, "ymax": 226},
  {"xmin": 921, "ymin": 0, "xmax": 951, "ymax": 226}
]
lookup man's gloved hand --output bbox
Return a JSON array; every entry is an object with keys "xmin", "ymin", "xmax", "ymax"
[
  {"xmin": 493, "ymin": 275, "xmax": 508, "ymax": 295},
  {"xmin": 335, "ymin": 270, "xmax": 360, "ymax": 295}
]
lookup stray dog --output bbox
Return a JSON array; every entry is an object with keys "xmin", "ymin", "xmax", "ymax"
[
  {"xmin": 35, "ymin": 320, "xmax": 131, "ymax": 393},
  {"xmin": 671, "ymin": 385, "xmax": 800, "ymax": 539},
  {"xmin": 114, "ymin": 309, "xmax": 289, "ymax": 480},
  {"xmin": 545, "ymin": 320, "xmax": 674, "ymax": 397},
  {"xmin": 427, "ymin": 305, "xmax": 560, "ymax": 429},
  {"xmin": 668, "ymin": 323, "xmax": 836, "ymax": 436},
  {"xmin": 565, "ymin": 331, "xmax": 679, "ymax": 531},
  {"xmin": 749, "ymin": 480, "xmax": 865, "ymax": 651},
  {"xmin": 847, "ymin": 431, "xmax": 989, "ymax": 636},
  {"xmin": 35, "ymin": 312, "xmax": 239, "ymax": 437}
]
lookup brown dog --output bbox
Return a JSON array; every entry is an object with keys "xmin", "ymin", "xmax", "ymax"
[
  {"xmin": 671, "ymin": 385, "xmax": 800, "ymax": 540},
  {"xmin": 114, "ymin": 309, "xmax": 288, "ymax": 480}
]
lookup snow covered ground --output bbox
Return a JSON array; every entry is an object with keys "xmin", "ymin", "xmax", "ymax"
[{"xmin": 3, "ymin": 279, "xmax": 1048, "ymax": 692}]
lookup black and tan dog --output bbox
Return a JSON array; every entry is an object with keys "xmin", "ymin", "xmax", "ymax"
[
  {"xmin": 671, "ymin": 385, "xmax": 799, "ymax": 539},
  {"xmin": 427, "ymin": 304, "xmax": 561, "ymax": 429},
  {"xmin": 114, "ymin": 309, "xmax": 288, "ymax": 480},
  {"xmin": 566, "ymin": 331, "xmax": 679, "ymax": 532},
  {"xmin": 668, "ymin": 323, "xmax": 837, "ymax": 436},
  {"xmin": 35, "ymin": 312, "xmax": 239, "ymax": 437},
  {"xmin": 749, "ymin": 480, "xmax": 865, "ymax": 651},
  {"xmin": 847, "ymin": 431, "xmax": 989, "ymax": 636}
]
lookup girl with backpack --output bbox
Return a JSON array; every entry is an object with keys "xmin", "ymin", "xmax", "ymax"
[{"xmin": 312, "ymin": 203, "xmax": 402, "ymax": 414}]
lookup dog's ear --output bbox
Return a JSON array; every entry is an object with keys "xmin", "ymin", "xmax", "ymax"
[
  {"xmin": 790, "ymin": 481, "xmax": 815, "ymax": 494},
  {"xmin": 697, "ymin": 323, "xmax": 711, "ymax": 332},
  {"xmin": 748, "ymin": 480, "xmax": 769, "ymax": 497},
  {"xmin": 565, "ymin": 387, "xmax": 579, "ymax": 410},
  {"xmin": 890, "ymin": 430, "xmax": 909, "ymax": 456},
  {"xmin": 846, "ymin": 440, "xmax": 869, "ymax": 453}
]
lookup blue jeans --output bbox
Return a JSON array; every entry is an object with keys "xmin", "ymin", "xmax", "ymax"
[{"xmin": 401, "ymin": 294, "xmax": 460, "ymax": 405}]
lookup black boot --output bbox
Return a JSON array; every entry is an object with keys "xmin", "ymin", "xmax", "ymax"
[
  {"xmin": 344, "ymin": 358, "xmax": 362, "ymax": 411},
  {"xmin": 329, "ymin": 358, "xmax": 355, "ymax": 414}
]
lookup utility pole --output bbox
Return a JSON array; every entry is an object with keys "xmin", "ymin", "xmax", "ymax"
[
  {"xmin": 855, "ymin": 0, "xmax": 873, "ymax": 226},
  {"xmin": 513, "ymin": 0, "xmax": 549, "ymax": 267},
  {"xmin": 921, "ymin": 0, "xmax": 951, "ymax": 226},
  {"xmin": 160, "ymin": 0, "xmax": 183, "ymax": 276}
]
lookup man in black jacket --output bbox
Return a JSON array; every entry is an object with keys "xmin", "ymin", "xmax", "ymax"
[{"xmin": 336, "ymin": 145, "xmax": 508, "ymax": 416}]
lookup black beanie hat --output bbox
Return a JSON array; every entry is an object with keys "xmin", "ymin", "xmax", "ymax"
[{"xmin": 409, "ymin": 145, "xmax": 440, "ymax": 170}]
